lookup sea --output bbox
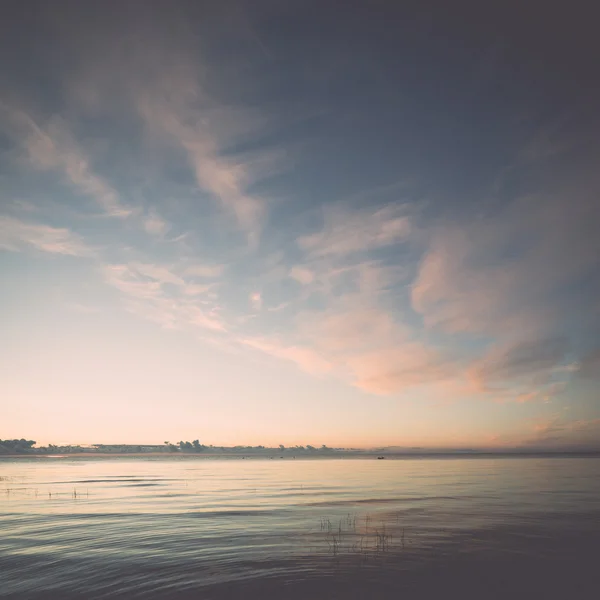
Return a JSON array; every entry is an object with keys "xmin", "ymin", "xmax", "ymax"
[{"xmin": 1, "ymin": 455, "xmax": 599, "ymax": 599}]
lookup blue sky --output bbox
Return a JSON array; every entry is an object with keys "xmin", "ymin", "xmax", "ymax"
[{"xmin": 1, "ymin": 1, "xmax": 599, "ymax": 448}]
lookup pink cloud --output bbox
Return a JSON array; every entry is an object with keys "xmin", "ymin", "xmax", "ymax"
[
  {"xmin": 240, "ymin": 337, "xmax": 332, "ymax": 375},
  {"xmin": 524, "ymin": 416, "xmax": 600, "ymax": 449},
  {"xmin": 258, "ymin": 302, "xmax": 455, "ymax": 395},
  {"xmin": 411, "ymin": 191, "xmax": 600, "ymax": 337},
  {"xmin": 289, "ymin": 266, "xmax": 314, "ymax": 285},
  {"xmin": 346, "ymin": 343, "xmax": 454, "ymax": 395},
  {"xmin": 0, "ymin": 215, "xmax": 91, "ymax": 257},
  {"xmin": 299, "ymin": 306, "xmax": 402, "ymax": 354},
  {"xmin": 411, "ymin": 227, "xmax": 524, "ymax": 334}
]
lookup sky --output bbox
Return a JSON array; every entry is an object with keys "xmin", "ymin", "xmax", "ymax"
[{"xmin": 1, "ymin": 1, "xmax": 599, "ymax": 449}]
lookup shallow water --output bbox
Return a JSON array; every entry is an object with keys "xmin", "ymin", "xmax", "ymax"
[{"xmin": 1, "ymin": 456, "xmax": 599, "ymax": 599}]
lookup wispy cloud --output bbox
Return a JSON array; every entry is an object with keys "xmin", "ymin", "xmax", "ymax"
[
  {"xmin": 142, "ymin": 211, "xmax": 170, "ymax": 237},
  {"xmin": 240, "ymin": 337, "xmax": 332, "ymax": 375},
  {"xmin": 128, "ymin": 262, "xmax": 185, "ymax": 287},
  {"xmin": 412, "ymin": 190, "xmax": 600, "ymax": 337},
  {"xmin": 248, "ymin": 300, "xmax": 449, "ymax": 395},
  {"xmin": 298, "ymin": 204, "xmax": 410, "ymax": 258},
  {"xmin": 346, "ymin": 344, "xmax": 455, "ymax": 395},
  {"xmin": 1, "ymin": 4, "xmax": 596, "ymax": 421},
  {"xmin": 523, "ymin": 416, "xmax": 600, "ymax": 449},
  {"xmin": 185, "ymin": 264, "xmax": 225, "ymax": 278},
  {"xmin": 132, "ymin": 69, "xmax": 282, "ymax": 243},
  {"xmin": 467, "ymin": 338, "xmax": 569, "ymax": 392},
  {"xmin": 306, "ymin": 306, "xmax": 452, "ymax": 395},
  {"xmin": 103, "ymin": 262, "xmax": 225, "ymax": 333},
  {"xmin": 2, "ymin": 105, "xmax": 131, "ymax": 218},
  {"xmin": 267, "ymin": 302, "xmax": 290, "ymax": 312},
  {"xmin": 409, "ymin": 167, "xmax": 600, "ymax": 404},
  {"xmin": 65, "ymin": 14, "xmax": 279, "ymax": 240},
  {"xmin": 215, "ymin": 197, "xmax": 418, "ymax": 393},
  {"xmin": 0, "ymin": 215, "xmax": 91, "ymax": 257},
  {"xmin": 297, "ymin": 306, "xmax": 402, "ymax": 354}
]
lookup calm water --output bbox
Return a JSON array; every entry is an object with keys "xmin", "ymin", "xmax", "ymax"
[{"xmin": 1, "ymin": 456, "xmax": 599, "ymax": 599}]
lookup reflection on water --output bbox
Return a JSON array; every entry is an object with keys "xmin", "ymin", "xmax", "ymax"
[{"xmin": 1, "ymin": 456, "xmax": 599, "ymax": 598}]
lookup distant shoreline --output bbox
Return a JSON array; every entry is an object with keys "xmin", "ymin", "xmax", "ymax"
[{"xmin": 2, "ymin": 451, "xmax": 600, "ymax": 459}]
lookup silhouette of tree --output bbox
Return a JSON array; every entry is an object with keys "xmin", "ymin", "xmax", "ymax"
[
  {"xmin": 192, "ymin": 440, "xmax": 206, "ymax": 452},
  {"xmin": 0, "ymin": 439, "xmax": 36, "ymax": 454}
]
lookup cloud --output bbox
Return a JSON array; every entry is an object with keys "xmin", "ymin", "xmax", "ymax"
[
  {"xmin": 2, "ymin": 106, "xmax": 131, "ymax": 218},
  {"xmin": 298, "ymin": 204, "xmax": 410, "ymax": 258},
  {"xmin": 143, "ymin": 211, "xmax": 170, "ymax": 237},
  {"xmin": 346, "ymin": 343, "xmax": 454, "ymax": 395},
  {"xmin": 185, "ymin": 264, "xmax": 225, "ymax": 278},
  {"xmin": 289, "ymin": 266, "xmax": 314, "ymax": 285},
  {"xmin": 132, "ymin": 67, "xmax": 281, "ymax": 242},
  {"xmin": 183, "ymin": 283, "xmax": 217, "ymax": 297},
  {"xmin": 288, "ymin": 258, "xmax": 407, "ymax": 312},
  {"xmin": 411, "ymin": 189, "xmax": 600, "ymax": 338},
  {"xmin": 6, "ymin": 14, "xmax": 282, "ymax": 241},
  {"xmin": 523, "ymin": 416, "xmax": 600, "ymax": 449},
  {"xmin": 490, "ymin": 380, "xmax": 569, "ymax": 405},
  {"xmin": 2, "ymin": 5, "xmax": 595, "ymax": 418},
  {"xmin": 103, "ymin": 264, "xmax": 163, "ymax": 300},
  {"xmin": 0, "ymin": 215, "xmax": 91, "ymax": 257},
  {"xmin": 411, "ymin": 226, "xmax": 523, "ymax": 335},
  {"xmin": 255, "ymin": 301, "xmax": 452, "ymax": 395},
  {"xmin": 298, "ymin": 307, "xmax": 402, "ymax": 354},
  {"xmin": 232, "ymin": 250, "xmax": 418, "ymax": 394},
  {"xmin": 187, "ymin": 151, "xmax": 266, "ymax": 241},
  {"xmin": 240, "ymin": 337, "xmax": 332, "ymax": 375},
  {"xmin": 250, "ymin": 292, "xmax": 262, "ymax": 310},
  {"xmin": 277, "ymin": 206, "xmax": 413, "ymax": 388},
  {"xmin": 128, "ymin": 262, "xmax": 185, "ymax": 287},
  {"xmin": 267, "ymin": 302, "xmax": 290, "ymax": 312},
  {"xmin": 103, "ymin": 262, "xmax": 225, "ymax": 333},
  {"xmin": 467, "ymin": 337, "xmax": 569, "ymax": 392},
  {"xmin": 303, "ymin": 301, "xmax": 450, "ymax": 395},
  {"xmin": 407, "ymin": 147, "xmax": 600, "ymax": 405}
]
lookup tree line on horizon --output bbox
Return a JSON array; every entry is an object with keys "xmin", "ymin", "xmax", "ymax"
[{"xmin": 0, "ymin": 439, "xmax": 336, "ymax": 455}]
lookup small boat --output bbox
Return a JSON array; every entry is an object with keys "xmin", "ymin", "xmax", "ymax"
[{"xmin": 377, "ymin": 456, "xmax": 385, "ymax": 460}]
